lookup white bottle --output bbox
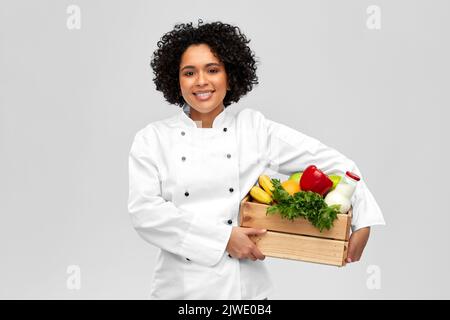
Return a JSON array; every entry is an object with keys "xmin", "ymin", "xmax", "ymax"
[{"xmin": 324, "ymin": 171, "xmax": 360, "ymax": 214}]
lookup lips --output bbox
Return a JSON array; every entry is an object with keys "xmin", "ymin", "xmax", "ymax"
[{"xmin": 193, "ymin": 90, "xmax": 214, "ymax": 101}]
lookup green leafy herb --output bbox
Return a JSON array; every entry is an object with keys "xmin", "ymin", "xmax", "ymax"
[{"xmin": 266, "ymin": 178, "xmax": 340, "ymax": 232}]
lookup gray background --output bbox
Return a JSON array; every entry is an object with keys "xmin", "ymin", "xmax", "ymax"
[{"xmin": 1, "ymin": 0, "xmax": 449, "ymax": 299}]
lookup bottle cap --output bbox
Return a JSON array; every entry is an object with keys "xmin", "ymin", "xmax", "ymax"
[{"xmin": 346, "ymin": 171, "xmax": 360, "ymax": 181}]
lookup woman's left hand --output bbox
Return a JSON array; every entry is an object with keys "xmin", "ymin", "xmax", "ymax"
[{"xmin": 346, "ymin": 227, "xmax": 370, "ymax": 263}]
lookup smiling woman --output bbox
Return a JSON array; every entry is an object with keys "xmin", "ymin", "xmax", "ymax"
[
  {"xmin": 178, "ymin": 44, "xmax": 230, "ymax": 128},
  {"xmin": 129, "ymin": 18, "xmax": 385, "ymax": 300},
  {"xmin": 150, "ymin": 19, "xmax": 258, "ymax": 106}
]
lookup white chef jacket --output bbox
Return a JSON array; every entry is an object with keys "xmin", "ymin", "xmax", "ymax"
[{"xmin": 127, "ymin": 103, "xmax": 386, "ymax": 300}]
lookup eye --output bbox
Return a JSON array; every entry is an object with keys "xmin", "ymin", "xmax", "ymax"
[
  {"xmin": 209, "ymin": 69, "xmax": 219, "ymax": 74},
  {"xmin": 184, "ymin": 71, "xmax": 194, "ymax": 76}
]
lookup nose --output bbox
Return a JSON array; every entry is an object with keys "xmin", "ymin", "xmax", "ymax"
[{"xmin": 195, "ymin": 70, "xmax": 208, "ymax": 87}]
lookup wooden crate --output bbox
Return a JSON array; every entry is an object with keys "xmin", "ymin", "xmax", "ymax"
[{"xmin": 239, "ymin": 195, "xmax": 352, "ymax": 267}]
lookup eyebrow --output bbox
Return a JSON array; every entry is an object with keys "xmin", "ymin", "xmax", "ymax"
[{"xmin": 180, "ymin": 62, "xmax": 222, "ymax": 72}]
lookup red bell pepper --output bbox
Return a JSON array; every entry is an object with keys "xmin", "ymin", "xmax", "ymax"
[{"xmin": 300, "ymin": 165, "xmax": 333, "ymax": 196}]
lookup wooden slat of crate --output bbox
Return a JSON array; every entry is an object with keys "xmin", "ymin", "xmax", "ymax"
[
  {"xmin": 250, "ymin": 231, "xmax": 348, "ymax": 267},
  {"xmin": 239, "ymin": 196, "xmax": 352, "ymax": 241}
]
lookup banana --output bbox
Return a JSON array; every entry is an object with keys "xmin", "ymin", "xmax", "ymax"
[
  {"xmin": 250, "ymin": 186, "xmax": 273, "ymax": 205},
  {"xmin": 258, "ymin": 175, "xmax": 274, "ymax": 197}
]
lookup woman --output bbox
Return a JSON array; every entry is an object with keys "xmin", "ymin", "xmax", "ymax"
[{"xmin": 128, "ymin": 19, "xmax": 385, "ymax": 300}]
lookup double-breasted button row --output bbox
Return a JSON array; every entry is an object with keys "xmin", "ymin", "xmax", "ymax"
[
  {"xmin": 184, "ymin": 187, "xmax": 233, "ymax": 197},
  {"xmin": 181, "ymin": 128, "xmax": 228, "ymax": 134},
  {"xmin": 180, "ymin": 127, "xmax": 233, "ymax": 199},
  {"xmin": 181, "ymin": 154, "xmax": 230, "ymax": 161}
]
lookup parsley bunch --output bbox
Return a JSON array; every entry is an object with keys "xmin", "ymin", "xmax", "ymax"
[{"xmin": 266, "ymin": 179, "xmax": 340, "ymax": 232}]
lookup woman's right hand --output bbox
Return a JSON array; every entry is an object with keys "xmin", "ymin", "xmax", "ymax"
[{"xmin": 226, "ymin": 227, "xmax": 267, "ymax": 261}]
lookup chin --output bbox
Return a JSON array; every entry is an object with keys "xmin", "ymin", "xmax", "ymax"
[{"xmin": 189, "ymin": 102, "xmax": 221, "ymax": 113}]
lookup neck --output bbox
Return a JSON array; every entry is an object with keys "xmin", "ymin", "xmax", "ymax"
[{"xmin": 189, "ymin": 104, "xmax": 225, "ymax": 128}]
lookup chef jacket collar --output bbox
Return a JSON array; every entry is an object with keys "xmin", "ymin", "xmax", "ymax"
[{"xmin": 178, "ymin": 103, "xmax": 231, "ymax": 129}]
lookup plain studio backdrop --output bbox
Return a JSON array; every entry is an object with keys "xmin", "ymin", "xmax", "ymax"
[{"xmin": 1, "ymin": 0, "xmax": 449, "ymax": 299}]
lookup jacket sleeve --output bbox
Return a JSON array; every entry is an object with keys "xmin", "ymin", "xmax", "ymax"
[
  {"xmin": 257, "ymin": 111, "xmax": 386, "ymax": 231},
  {"xmin": 127, "ymin": 128, "xmax": 232, "ymax": 267}
]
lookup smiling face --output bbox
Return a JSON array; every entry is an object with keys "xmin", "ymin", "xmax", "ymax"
[{"xmin": 179, "ymin": 44, "xmax": 229, "ymax": 115}]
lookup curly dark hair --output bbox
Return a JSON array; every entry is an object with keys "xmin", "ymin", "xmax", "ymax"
[{"xmin": 150, "ymin": 19, "xmax": 259, "ymax": 107}]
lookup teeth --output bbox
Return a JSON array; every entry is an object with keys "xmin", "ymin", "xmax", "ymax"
[{"xmin": 195, "ymin": 91, "xmax": 212, "ymax": 97}]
